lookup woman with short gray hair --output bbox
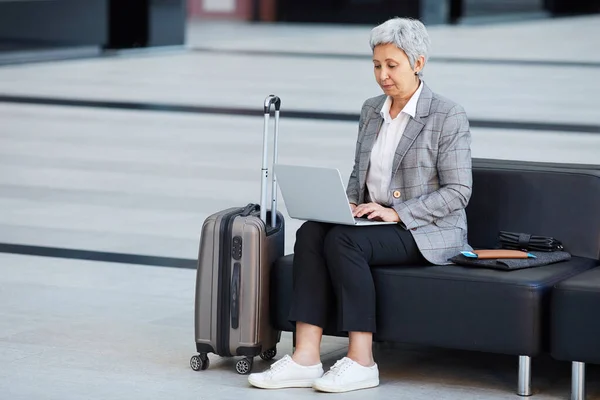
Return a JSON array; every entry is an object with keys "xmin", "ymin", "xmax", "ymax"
[
  {"xmin": 249, "ymin": 17, "xmax": 473, "ymax": 393},
  {"xmin": 370, "ymin": 17, "xmax": 431, "ymax": 79}
]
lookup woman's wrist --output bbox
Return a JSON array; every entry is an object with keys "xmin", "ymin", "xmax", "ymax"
[{"xmin": 388, "ymin": 206, "xmax": 401, "ymax": 222}]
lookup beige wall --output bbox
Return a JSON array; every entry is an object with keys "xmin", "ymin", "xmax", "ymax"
[
  {"xmin": 188, "ymin": 0, "xmax": 252, "ymax": 20},
  {"xmin": 188, "ymin": 0, "xmax": 276, "ymax": 21}
]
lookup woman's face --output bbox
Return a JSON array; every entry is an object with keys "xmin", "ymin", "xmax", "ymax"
[{"xmin": 373, "ymin": 43, "xmax": 422, "ymax": 97}]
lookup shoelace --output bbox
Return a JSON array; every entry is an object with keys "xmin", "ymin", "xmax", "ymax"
[
  {"xmin": 265, "ymin": 355, "xmax": 292, "ymax": 377},
  {"xmin": 323, "ymin": 358, "xmax": 351, "ymax": 378}
]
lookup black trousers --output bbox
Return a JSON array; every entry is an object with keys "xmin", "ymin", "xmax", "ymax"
[{"xmin": 288, "ymin": 221, "xmax": 428, "ymax": 333}]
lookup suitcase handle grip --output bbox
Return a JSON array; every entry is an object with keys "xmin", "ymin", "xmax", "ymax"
[
  {"xmin": 240, "ymin": 203, "xmax": 259, "ymax": 217},
  {"xmin": 260, "ymin": 95, "xmax": 282, "ymax": 228},
  {"xmin": 264, "ymin": 95, "xmax": 281, "ymax": 113}
]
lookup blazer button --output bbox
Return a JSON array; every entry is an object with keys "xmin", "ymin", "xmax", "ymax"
[{"xmin": 392, "ymin": 190, "xmax": 401, "ymax": 199}]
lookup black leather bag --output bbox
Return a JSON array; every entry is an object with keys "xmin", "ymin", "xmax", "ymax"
[{"xmin": 499, "ymin": 231, "xmax": 564, "ymax": 252}]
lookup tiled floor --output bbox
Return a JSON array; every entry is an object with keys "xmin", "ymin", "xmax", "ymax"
[
  {"xmin": 2, "ymin": 253, "xmax": 599, "ymax": 400},
  {"xmin": 0, "ymin": 14, "xmax": 599, "ymax": 400}
]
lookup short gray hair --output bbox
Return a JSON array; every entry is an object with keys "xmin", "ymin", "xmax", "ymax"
[{"xmin": 369, "ymin": 17, "xmax": 431, "ymax": 78}]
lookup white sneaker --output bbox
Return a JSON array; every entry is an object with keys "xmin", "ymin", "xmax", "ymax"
[
  {"xmin": 248, "ymin": 355, "xmax": 324, "ymax": 389},
  {"xmin": 313, "ymin": 357, "xmax": 379, "ymax": 393}
]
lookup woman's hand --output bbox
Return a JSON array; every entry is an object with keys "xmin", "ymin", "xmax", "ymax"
[{"xmin": 353, "ymin": 202, "xmax": 400, "ymax": 223}]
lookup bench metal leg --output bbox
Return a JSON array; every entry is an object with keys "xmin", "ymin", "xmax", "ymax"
[
  {"xmin": 572, "ymin": 362, "xmax": 586, "ymax": 400},
  {"xmin": 518, "ymin": 355, "xmax": 532, "ymax": 396}
]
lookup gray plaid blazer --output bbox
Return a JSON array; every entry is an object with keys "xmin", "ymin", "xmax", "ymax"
[{"xmin": 346, "ymin": 83, "xmax": 473, "ymax": 265}]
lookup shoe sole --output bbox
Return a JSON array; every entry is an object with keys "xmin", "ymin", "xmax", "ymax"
[
  {"xmin": 248, "ymin": 377, "xmax": 318, "ymax": 389},
  {"xmin": 313, "ymin": 378, "xmax": 380, "ymax": 393}
]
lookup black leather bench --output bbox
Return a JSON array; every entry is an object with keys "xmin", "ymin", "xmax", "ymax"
[
  {"xmin": 270, "ymin": 159, "xmax": 600, "ymax": 396},
  {"xmin": 552, "ymin": 266, "xmax": 600, "ymax": 400}
]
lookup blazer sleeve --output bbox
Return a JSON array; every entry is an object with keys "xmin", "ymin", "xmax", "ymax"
[
  {"xmin": 393, "ymin": 105, "xmax": 473, "ymax": 230},
  {"xmin": 346, "ymin": 101, "xmax": 370, "ymax": 205}
]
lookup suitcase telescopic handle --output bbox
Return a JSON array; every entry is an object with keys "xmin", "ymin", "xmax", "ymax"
[
  {"xmin": 260, "ymin": 95, "xmax": 281, "ymax": 228},
  {"xmin": 264, "ymin": 95, "xmax": 281, "ymax": 114}
]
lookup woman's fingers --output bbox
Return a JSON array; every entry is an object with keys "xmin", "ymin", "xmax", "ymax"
[
  {"xmin": 354, "ymin": 203, "xmax": 377, "ymax": 217},
  {"xmin": 355, "ymin": 208, "xmax": 368, "ymax": 217},
  {"xmin": 368, "ymin": 208, "xmax": 396, "ymax": 222},
  {"xmin": 352, "ymin": 204, "xmax": 364, "ymax": 216},
  {"xmin": 369, "ymin": 209, "xmax": 389, "ymax": 221},
  {"xmin": 355, "ymin": 203, "xmax": 383, "ymax": 218},
  {"xmin": 367, "ymin": 210, "xmax": 381, "ymax": 220},
  {"xmin": 354, "ymin": 205, "xmax": 399, "ymax": 222}
]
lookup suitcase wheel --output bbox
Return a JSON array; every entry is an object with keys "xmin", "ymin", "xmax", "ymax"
[
  {"xmin": 235, "ymin": 357, "xmax": 253, "ymax": 375},
  {"xmin": 259, "ymin": 347, "xmax": 277, "ymax": 361},
  {"xmin": 190, "ymin": 353, "xmax": 210, "ymax": 371}
]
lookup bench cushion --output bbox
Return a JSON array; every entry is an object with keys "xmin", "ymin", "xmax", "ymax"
[
  {"xmin": 551, "ymin": 266, "xmax": 600, "ymax": 364},
  {"xmin": 271, "ymin": 254, "xmax": 597, "ymax": 356}
]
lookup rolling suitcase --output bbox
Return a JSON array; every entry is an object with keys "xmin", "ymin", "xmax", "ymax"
[{"xmin": 190, "ymin": 95, "xmax": 285, "ymax": 375}]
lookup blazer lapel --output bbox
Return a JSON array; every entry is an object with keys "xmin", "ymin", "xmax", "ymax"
[
  {"xmin": 391, "ymin": 118, "xmax": 425, "ymax": 175},
  {"xmin": 391, "ymin": 83, "xmax": 433, "ymax": 175},
  {"xmin": 358, "ymin": 105, "xmax": 385, "ymax": 189}
]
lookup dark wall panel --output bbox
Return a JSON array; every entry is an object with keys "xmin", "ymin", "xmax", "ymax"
[
  {"xmin": 545, "ymin": 0, "xmax": 600, "ymax": 15},
  {"xmin": 0, "ymin": 0, "xmax": 186, "ymax": 50},
  {"xmin": 277, "ymin": 0, "xmax": 420, "ymax": 25},
  {"xmin": 0, "ymin": 0, "xmax": 107, "ymax": 46},
  {"xmin": 148, "ymin": 0, "xmax": 186, "ymax": 47}
]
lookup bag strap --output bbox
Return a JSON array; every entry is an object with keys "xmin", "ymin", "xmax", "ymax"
[{"xmin": 518, "ymin": 233, "xmax": 532, "ymax": 250}]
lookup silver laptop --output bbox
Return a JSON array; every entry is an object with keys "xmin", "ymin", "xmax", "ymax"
[{"xmin": 274, "ymin": 164, "xmax": 396, "ymax": 226}]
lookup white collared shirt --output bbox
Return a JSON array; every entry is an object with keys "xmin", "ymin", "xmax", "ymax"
[{"xmin": 366, "ymin": 81, "xmax": 423, "ymax": 206}]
